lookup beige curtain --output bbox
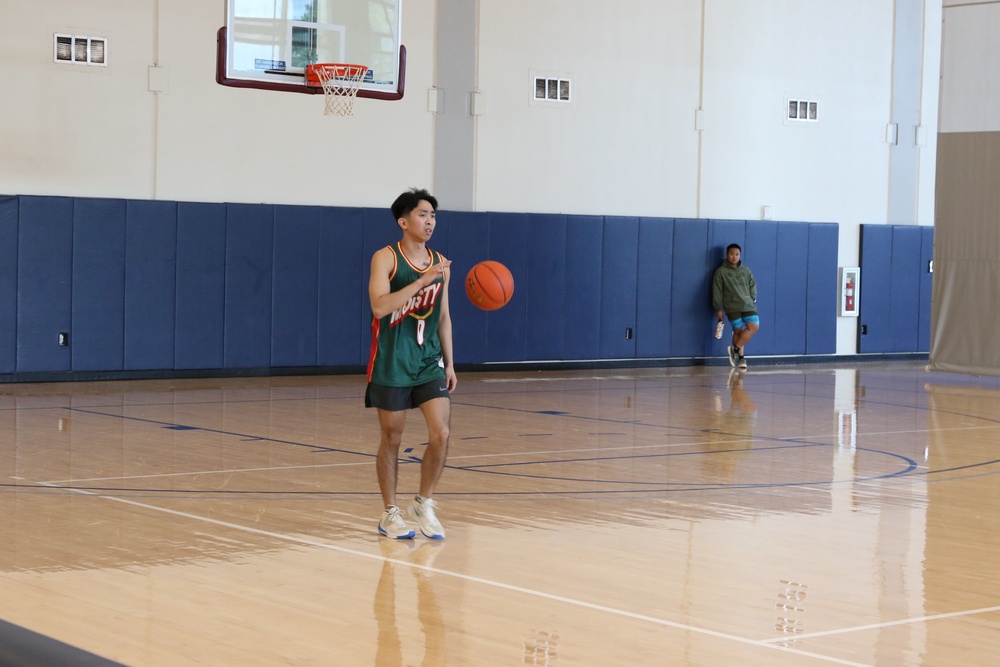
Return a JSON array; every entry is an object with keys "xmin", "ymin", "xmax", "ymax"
[{"xmin": 928, "ymin": 132, "xmax": 1000, "ymax": 376}]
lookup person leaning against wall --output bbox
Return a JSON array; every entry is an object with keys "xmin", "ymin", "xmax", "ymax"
[{"xmin": 712, "ymin": 243, "xmax": 759, "ymax": 370}]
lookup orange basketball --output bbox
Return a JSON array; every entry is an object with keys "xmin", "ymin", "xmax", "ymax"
[{"xmin": 465, "ymin": 260, "xmax": 514, "ymax": 311}]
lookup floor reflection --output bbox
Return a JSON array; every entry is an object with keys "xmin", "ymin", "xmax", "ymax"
[
  {"xmin": 702, "ymin": 369, "xmax": 757, "ymax": 484},
  {"xmin": 374, "ymin": 540, "xmax": 446, "ymax": 666}
]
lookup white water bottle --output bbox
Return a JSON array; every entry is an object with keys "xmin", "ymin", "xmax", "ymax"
[{"xmin": 714, "ymin": 320, "xmax": 725, "ymax": 339}]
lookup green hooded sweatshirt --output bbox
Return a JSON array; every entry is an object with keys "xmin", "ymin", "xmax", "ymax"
[{"xmin": 712, "ymin": 260, "xmax": 757, "ymax": 316}]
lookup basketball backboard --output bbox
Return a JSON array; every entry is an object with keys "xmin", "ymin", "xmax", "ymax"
[{"xmin": 217, "ymin": 0, "xmax": 405, "ymax": 101}]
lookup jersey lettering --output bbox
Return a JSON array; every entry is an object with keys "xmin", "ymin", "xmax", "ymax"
[{"xmin": 389, "ymin": 282, "xmax": 442, "ymax": 327}]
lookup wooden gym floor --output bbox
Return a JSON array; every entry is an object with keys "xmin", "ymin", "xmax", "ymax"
[{"xmin": 1, "ymin": 360, "xmax": 999, "ymax": 666}]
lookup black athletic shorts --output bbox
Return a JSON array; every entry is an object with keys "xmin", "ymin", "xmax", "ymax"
[{"xmin": 365, "ymin": 379, "xmax": 450, "ymax": 411}]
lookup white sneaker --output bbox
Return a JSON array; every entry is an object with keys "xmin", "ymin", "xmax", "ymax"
[
  {"xmin": 409, "ymin": 496, "xmax": 445, "ymax": 539},
  {"xmin": 738, "ymin": 356, "xmax": 748, "ymax": 370},
  {"xmin": 378, "ymin": 505, "xmax": 415, "ymax": 539},
  {"xmin": 727, "ymin": 345, "xmax": 738, "ymax": 368}
]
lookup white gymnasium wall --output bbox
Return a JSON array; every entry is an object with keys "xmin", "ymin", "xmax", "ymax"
[
  {"xmin": 473, "ymin": 0, "xmax": 908, "ymax": 225},
  {"xmin": 698, "ymin": 0, "xmax": 895, "ymax": 224},
  {"xmin": 0, "ymin": 0, "xmax": 938, "ymax": 218},
  {"xmin": 0, "ymin": 0, "xmax": 438, "ymax": 208},
  {"xmin": 1, "ymin": 1, "xmax": 160, "ymax": 199},
  {"xmin": 474, "ymin": 0, "xmax": 703, "ymax": 217},
  {"xmin": 917, "ymin": 1, "xmax": 943, "ymax": 227}
]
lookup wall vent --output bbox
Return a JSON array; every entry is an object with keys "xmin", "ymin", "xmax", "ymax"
[
  {"xmin": 533, "ymin": 76, "xmax": 571, "ymax": 103},
  {"xmin": 787, "ymin": 98, "xmax": 818, "ymax": 122},
  {"xmin": 54, "ymin": 34, "xmax": 107, "ymax": 66}
]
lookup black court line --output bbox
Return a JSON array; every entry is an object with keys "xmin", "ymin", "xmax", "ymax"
[{"xmin": 64, "ymin": 407, "xmax": 352, "ymax": 455}]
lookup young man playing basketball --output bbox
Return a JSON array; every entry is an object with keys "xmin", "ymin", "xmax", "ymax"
[
  {"xmin": 367, "ymin": 188, "xmax": 456, "ymax": 539},
  {"xmin": 712, "ymin": 243, "xmax": 759, "ymax": 370}
]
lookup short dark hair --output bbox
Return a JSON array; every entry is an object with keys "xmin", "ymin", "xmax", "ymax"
[
  {"xmin": 727, "ymin": 243, "xmax": 742, "ymax": 253},
  {"xmin": 391, "ymin": 187, "xmax": 438, "ymax": 221}
]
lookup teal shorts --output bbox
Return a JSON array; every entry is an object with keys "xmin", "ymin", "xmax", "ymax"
[{"xmin": 729, "ymin": 313, "xmax": 760, "ymax": 330}]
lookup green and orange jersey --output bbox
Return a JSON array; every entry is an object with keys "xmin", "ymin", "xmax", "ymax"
[{"xmin": 367, "ymin": 243, "xmax": 447, "ymax": 386}]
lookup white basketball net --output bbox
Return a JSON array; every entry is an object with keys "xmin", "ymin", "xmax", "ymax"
[{"xmin": 313, "ymin": 64, "xmax": 368, "ymax": 116}]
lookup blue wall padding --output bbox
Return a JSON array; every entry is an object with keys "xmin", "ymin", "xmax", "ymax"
[
  {"xmin": 670, "ymin": 219, "xmax": 710, "ymax": 356},
  {"xmin": 600, "ymin": 217, "xmax": 639, "ymax": 359},
  {"xmin": 564, "ymin": 215, "xmax": 604, "ymax": 360},
  {"xmin": 888, "ymin": 226, "xmax": 923, "ymax": 352},
  {"xmin": 72, "ymin": 198, "xmax": 126, "ymax": 371},
  {"xmin": 526, "ymin": 214, "xmax": 568, "ymax": 361},
  {"xmin": 17, "ymin": 196, "xmax": 73, "ymax": 372},
  {"xmin": 271, "ymin": 206, "xmax": 322, "ymax": 367},
  {"xmin": 125, "ymin": 201, "xmax": 178, "ymax": 370},
  {"xmin": 225, "ymin": 203, "xmax": 274, "ymax": 368},
  {"xmin": 318, "ymin": 207, "xmax": 366, "ymax": 367},
  {"xmin": 859, "ymin": 225, "xmax": 893, "ymax": 353},
  {"xmin": 859, "ymin": 224, "xmax": 935, "ymax": 354},
  {"xmin": 176, "ymin": 202, "xmax": 226, "ymax": 369},
  {"xmin": 487, "ymin": 212, "xmax": 529, "ymax": 361},
  {"xmin": 636, "ymin": 218, "xmax": 673, "ymax": 358},
  {"xmin": 744, "ymin": 220, "xmax": 778, "ymax": 355},
  {"xmin": 3, "ymin": 194, "xmax": 934, "ymax": 377},
  {"xmin": 709, "ymin": 219, "xmax": 746, "ymax": 264},
  {"xmin": 806, "ymin": 223, "xmax": 838, "ymax": 354},
  {"xmin": 774, "ymin": 223, "xmax": 810, "ymax": 354},
  {"xmin": 0, "ymin": 198, "xmax": 18, "ymax": 373},
  {"xmin": 434, "ymin": 210, "xmax": 487, "ymax": 364},
  {"xmin": 918, "ymin": 226, "xmax": 933, "ymax": 351}
]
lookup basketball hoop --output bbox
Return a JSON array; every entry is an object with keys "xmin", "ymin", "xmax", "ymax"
[{"xmin": 306, "ymin": 63, "xmax": 368, "ymax": 116}]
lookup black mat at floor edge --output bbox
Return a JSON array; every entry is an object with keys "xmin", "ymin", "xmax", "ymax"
[{"xmin": 0, "ymin": 619, "xmax": 127, "ymax": 667}]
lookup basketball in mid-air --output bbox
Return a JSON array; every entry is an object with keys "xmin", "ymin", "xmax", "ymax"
[{"xmin": 465, "ymin": 260, "xmax": 514, "ymax": 311}]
